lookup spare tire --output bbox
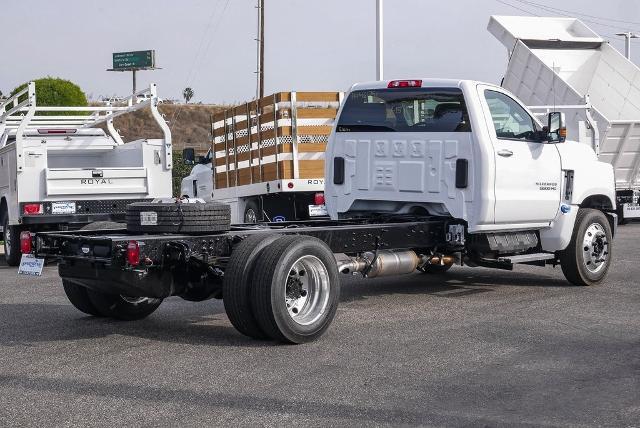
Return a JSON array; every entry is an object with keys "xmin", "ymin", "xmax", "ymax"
[{"xmin": 126, "ymin": 201, "xmax": 231, "ymax": 233}]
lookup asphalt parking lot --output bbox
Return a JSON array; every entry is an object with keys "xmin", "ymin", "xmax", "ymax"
[{"xmin": 0, "ymin": 226, "xmax": 638, "ymax": 427}]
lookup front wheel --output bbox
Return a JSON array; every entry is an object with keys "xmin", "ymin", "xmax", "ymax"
[
  {"xmin": 559, "ymin": 208, "xmax": 613, "ymax": 286},
  {"xmin": 244, "ymin": 200, "xmax": 261, "ymax": 223},
  {"xmin": 2, "ymin": 217, "xmax": 21, "ymax": 266}
]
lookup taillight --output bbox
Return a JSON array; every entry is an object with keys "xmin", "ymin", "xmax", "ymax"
[
  {"xmin": 287, "ymin": 182, "xmax": 294, "ymax": 189},
  {"xmin": 314, "ymin": 192, "xmax": 325, "ymax": 205},
  {"xmin": 20, "ymin": 231, "xmax": 32, "ymax": 254},
  {"xmin": 388, "ymin": 80, "xmax": 422, "ymax": 88},
  {"xmin": 23, "ymin": 204, "xmax": 43, "ymax": 215},
  {"xmin": 127, "ymin": 241, "xmax": 140, "ymax": 266}
]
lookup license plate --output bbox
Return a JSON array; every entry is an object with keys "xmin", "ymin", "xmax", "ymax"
[
  {"xmin": 51, "ymin": 201, "xmax": 76, "ymax": 215},
  {"xmin": 18, "ymin": 254, "xmax": 45, "ymax": 276},
  {"xmin": 308, "ymin": 204, "xmax": 328, "ymax": 217},
  {"xmin": 140, "ymin": 211, "xmax": 158, "ymax": 226}
]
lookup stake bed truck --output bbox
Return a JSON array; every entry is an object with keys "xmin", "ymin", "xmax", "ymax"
[
  {"xmin": 31, "ymin": 79, "xmax": 616, "ymax": 343},
  {"xmin": 180, "ymin": 91, "xmax": 342, "ymax": 223},
  {"xmin": 1, "ymin": 82, "xmax": 172, "ymax": 265}
]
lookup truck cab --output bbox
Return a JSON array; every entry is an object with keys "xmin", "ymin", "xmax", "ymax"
[
  {"xmin": 180, "ymin": 148, "xmax": 214, "ymax": 200},
  {"xmin": 325, "ymin": 79, "xmax": 616, "ymax": 252}
]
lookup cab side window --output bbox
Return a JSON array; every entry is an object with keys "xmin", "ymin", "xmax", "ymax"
[{"xmin": 485, "ymin": 90, "xmax": 539, "ymax": 142}]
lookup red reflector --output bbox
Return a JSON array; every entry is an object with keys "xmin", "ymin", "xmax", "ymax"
[
  {"xmin": 287, "ymin": 182, "xmax": 294, "ymax": 189},
  {"xmin": 127, "ymin": 241, "xmax": 140, "ymax": 266},
  {"xmin": 388, "ymin": 80, "xmax": 422, "ymax": 88},
  {"xmin": 23, "ymin": 203, "xmax": 43, "ymax": 215},
  {"xmin": 20, "ymin": 231, "xmax": 32, "ymax": 254},
  {"xmin": 37, "ymin": 129, "xmax": 77, "ymax": 135},
  {"xmin": 314, "ymin": 192, "xmax": 325, "ymax": 205}
]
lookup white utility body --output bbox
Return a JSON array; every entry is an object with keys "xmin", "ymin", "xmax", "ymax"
[
  {"xmin": 180, "ymin": 92, "xmax": 342, "ymax": 223},
  {"xmin": 489, "ymin": 15, "xmax": 640, "ymax": 223},
  {"xmin": 0, "ymin": 82, "xmax": 172, "ymax": 265}
]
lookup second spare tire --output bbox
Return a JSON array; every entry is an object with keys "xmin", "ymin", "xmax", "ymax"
[{"xmin": 126, "ymin": 200, "xmax": 231, "ymax": 233}]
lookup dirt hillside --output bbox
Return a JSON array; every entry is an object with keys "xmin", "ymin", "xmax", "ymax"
[{"xmin": 111, "ymin": 104, "xmax": 228, "ymax": 154}]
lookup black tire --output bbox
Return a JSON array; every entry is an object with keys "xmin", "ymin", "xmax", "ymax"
[
  {"xmin": 59, "ymin": 221, "xmax": 126, "ymax": 316},
  {"xmin": 62, "ymin": 280, "xmax": 103, "ymax": 317},
  {"xmin": 83, "ymin": 215, "xmax": 162, "ymax": 319},
  {"xmin": 559, "ymin": 208, "xmax": 613, "ymax": 286},
  {"xmin": 126, "ymin": 201, "xmax": 231, "ymax": 234},
  {"xmin": 244, "ymin": 199, "xmax": 261, "ymax": 223},
  {"xmin": 2, "ymin": 216, "xmax": 21, "ymax": 266},
  {"xmin": 222, "ymin": 234, "xmax": 280, "ymax": 339},
  {"xmin": 86, "ymin": 291, "xmax": 163, "ymax": 321},
  {"xmin": 418, "ymin": 263, "xmax": 453, "ymax": 274},
  {"xmin": 250, "ymin": 235, "xmax": 340, "ymax": 344}
]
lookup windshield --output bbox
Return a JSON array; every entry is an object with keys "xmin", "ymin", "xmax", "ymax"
[{"xmin": 337, "ymin": 88, "xmax": 470, "ymax": 133}]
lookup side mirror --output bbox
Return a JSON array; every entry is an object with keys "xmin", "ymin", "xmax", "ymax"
[
  {"xmin": 197, "ymin": 155, "xmax": 211, "ymax": 165},
  {"xmin": 182, "ymin": 148, "xmax": 196, "ymax": 165},
  {"xmin": 547, "ymin": 112, "xmax": 567, "ymax": 143}
]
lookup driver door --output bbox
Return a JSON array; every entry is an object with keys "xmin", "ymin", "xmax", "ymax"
[{"xmin": 478, "ymin": 86, "xmax": 561, "ymax": 227}]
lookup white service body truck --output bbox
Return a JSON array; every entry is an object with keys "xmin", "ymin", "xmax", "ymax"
[
  {"xmin": 180, "ymin": 92, "xmax": 342, "ymax": 223},
  {"xmin": 32, "ymin": 78, "xmax": 617, "ymax": 343},
  {"xmin": 0, "ymin": 82, "xmax": 172, "ymax": 265},
  {"xmin": 489, "ymin": 15, "xmax": 640, "ymax": 223}
]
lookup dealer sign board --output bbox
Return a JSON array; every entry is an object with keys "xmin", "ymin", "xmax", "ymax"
[{"xmin": 112, "ymin": 50, "xmax": 155, "ymax": 70}]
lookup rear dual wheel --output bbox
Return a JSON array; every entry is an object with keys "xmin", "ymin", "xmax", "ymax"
[
  {"xmin": 61, "ymin": 221, "xmax": 162, "ymax": 320},
  {"xmin": 223, "ymin": 235, "xmax": 340, "ymax": 343}
]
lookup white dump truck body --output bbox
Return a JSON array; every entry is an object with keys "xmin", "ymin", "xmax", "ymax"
[{"xmin": 489, "ymin": 15, "xmax": 640, "ymax": 221}]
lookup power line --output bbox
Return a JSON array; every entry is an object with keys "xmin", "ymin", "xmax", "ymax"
[
  {"xmin": 510, "ymin": 0, "xmax": 639, "ymax": 33},
  {"xmin": 494, "ymin": 0, "xmax": 539, "ymax": 16},
  {"xmin": 514, "ymin": 0, "xmax": 640, "ymax": 27},
  {"xmin": 170, "ymin": 0, "xmax": 231, "ymax": 131}
]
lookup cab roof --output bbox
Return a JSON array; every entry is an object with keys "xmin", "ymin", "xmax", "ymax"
[{"xmin": 350, "ymin": 79, "xmax": 495, "ymax": 91}]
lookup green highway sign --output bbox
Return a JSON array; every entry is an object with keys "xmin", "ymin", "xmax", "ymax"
[{"xmin": 112, "ymin": 50, "xmax": 155, "ymax": 70}]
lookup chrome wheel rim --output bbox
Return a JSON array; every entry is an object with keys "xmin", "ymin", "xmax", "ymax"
[
  {"xmin": 245, "ymin": 208, "xmax": 258, "ymax": 223},
  {"xmin": 284, "ymin": 255, "xmax": 330, "ymax": 326},
  {"xmin": 120, "ymin": 296, "xmax": 150, "ymax": 305},
  {"xmin": 582, "ymin": 223, "xmax": 609, "ymax": 274},
  {"xmin": 4, "ymin": 226, "xmax": 11, "ymax": 257}
]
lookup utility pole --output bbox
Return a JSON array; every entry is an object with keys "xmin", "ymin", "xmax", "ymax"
[
  {"xmin": 256, "ymin": 0, "xmax": 265, "ymax": 99},
  {"xmin": 376, "ymin": 0, "xmax": 384, "ymax": 80},
  {"xmin": 616, "ymin": 32, "xmax": 639, "ymax": 60}
]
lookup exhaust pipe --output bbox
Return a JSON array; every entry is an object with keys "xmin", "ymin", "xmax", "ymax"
[
  {"xmin": 338, "ymin": 250, "xmax": 456, "ymax": 278},
  {"xmin": 338, "ymin": 250, "xmax": 421, "ymax": 278}
]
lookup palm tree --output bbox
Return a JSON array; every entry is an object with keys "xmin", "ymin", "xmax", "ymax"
[{"xmin": 183, "ymin": 87, "xmax": 194, "ymax": 104}]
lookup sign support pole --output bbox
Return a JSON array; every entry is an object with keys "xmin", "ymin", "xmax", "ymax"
[
  {"xmin": 376, "ymin": 0, "xmax": 384, "ymax": 81},
  {"xmin": 132, "ymin": 70, "xmax": 137, "ymax": 98}
]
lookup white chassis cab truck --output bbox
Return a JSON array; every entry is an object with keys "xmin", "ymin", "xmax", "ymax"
[
  {"xmin": 0, "ymin": 82, "xmax": 172, "ymax": 265},
  {"xmin": 32, "ymin": 79, "xmax": 616, "ymax": 344},
  {"xmin": 489, "ymin": 15, "xmax": 640, "ymax": 224},
  {"xmin": 180, "ymin": 92, "xmax": 343, "ymax": 223}
]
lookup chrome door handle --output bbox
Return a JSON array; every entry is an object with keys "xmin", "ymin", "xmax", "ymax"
[{"xmin": 498, "ymin": 149, "xmax": 514, "ymax": 157}]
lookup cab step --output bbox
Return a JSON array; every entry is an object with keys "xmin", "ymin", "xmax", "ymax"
[{"xmin": 498, "ymin": 253, "xmax": 556, "ymax": 264}]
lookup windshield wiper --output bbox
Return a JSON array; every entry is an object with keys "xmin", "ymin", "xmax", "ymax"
[{"xmin": 336, "ymin": 124, "xmax": 396, "ymax": 132}]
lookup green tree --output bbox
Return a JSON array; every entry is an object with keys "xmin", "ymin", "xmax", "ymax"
[
  {"xmin": 183, "ymin": 87, "xmax": 194, "ymax": 104},
  {"xmin": 172, "ymin": 151, "xmax": 194, "ymax": 196},
  {"xmin": 10, "ymin": 77, "xmax": 87, "ymax": 116}
]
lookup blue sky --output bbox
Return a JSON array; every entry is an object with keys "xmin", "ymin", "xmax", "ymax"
[{"xmin": 1, "ymin": 0, "xmax": 638, "ymax": 103}]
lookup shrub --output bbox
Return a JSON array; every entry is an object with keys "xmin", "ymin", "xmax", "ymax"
[{"xmin": 10, "ymin": 77, "xmax": 87, "ymax": 116}]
